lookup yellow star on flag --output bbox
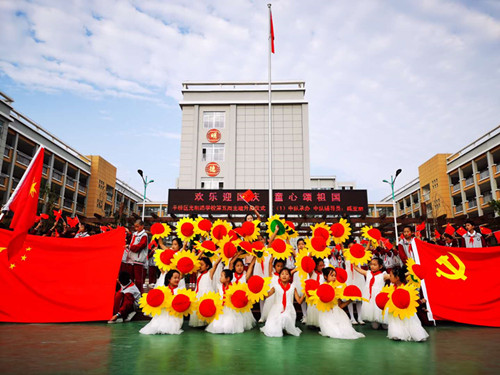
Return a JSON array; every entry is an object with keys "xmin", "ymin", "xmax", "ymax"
[
  {"xmin": 9, "ymin": 263, "xmax": 15, "ymax": 269},
  {"xmin": 30, "ymin": 179, "xmax": 38, "ymax": 198},
  {"xmin": 21, "ymin": 255, "xmax": 27, "ymax": 261},
  {"xmin": 26, "ymin": 247, "xmax": 32, "ymax": 252}
]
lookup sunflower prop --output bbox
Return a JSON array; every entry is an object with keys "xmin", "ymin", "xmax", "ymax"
[
  {"xmin": 218, "ymin": 235, "xmax": 239, "ymax": 264},
  {"xmin": 302, "ymin": 279, "xmax": 321, "ymax": 306},
  {"xmin": 165, "ymin": 288, "xmax": 198, "ymax": 318},
  {"xmin": 343, "ymin": 243, "xmax": 372, "ymax": 266},
  {"xmin": 176, "ymin": 217, "xmax": 197, "ymax": 242},
  {"xmin": 237, "ymin": 240, "xmax": 253, "ymax": 255},
  {"xmin": 150, "ymin": 222, "xmax": 171, "ymax": 241},
  {"xmin": 385, "ymin": 284, "xmax": 420, "ymax": 320},
  {"xmin": 196, "ymin": 291, "xmax": 224, "ymax": 323},
  {"xmin": 194, "ymin": 216, "xmax": 213, "ymax": 237},
  {"xmin": 171, "ymin": 250, "xmax": 200, "ymax": 275},
  {"xmin": 305, "ymin": 236, "xmax": 331, "ymax": 258},
  {"xmin": 238, "ymin": 220, "xmax": 261, "ymax": 242},
  {"xmin": 246, "ymin": 275, "xmax": 272, "ymax": 303},
  {"xmin": 309, "ymin": 282, "xmax": 342, "ymax": 312},
  {"xmin": 139, "ymin": 286, "xmax": 171, "ymax": 317},
  {"xmin": 361, "ymin": 225, "xmax": 382, "ymax": 247},
  {"xmin": 284, "ymin": 220, "xmax": 298, "ymax": 240},
  {"xmin": 153, "ymin": 248, "xmax": 177, "ymax": 272},
  {"xmin": 211, "ymin": 219, "xmax": 233, "ymax": 245},
  {"xmin": 310, "ymin": 222, "xmax": 331, "ymax": 242},
  {"xmin": 295, "ymin": 250, "xmax": 316, "ymax": 277},
  {"xmin": 375, "ymin": 286, "xmax": 392, "ymax": 311},
  {"xmin": 342, "ymin": 285, "xmax": 368, "ymax": 302},
  {"xmin": 224, "ymin": 283, "xmax": 253, "ymax": 313},
  {"xmin": 268, "ymin": 238, "xmax": 294, "ymax": 260},
  {"xmin": 335, "ymin": 267, "xmax": 348, "ymax": 284},
  {"xmin": 330, "ymin": 218, "xmax": 352, "ymax": 245},
  {"xmin": 406, "ymin": 259, "xmax": 426, "ymax": 288},
  {"xmin": 250, "ymin": 241, "xmax": 267, "ymax": 259},
  {"xmin": 266, "ymin": 215, "xmax": 287, "ymax": 238},
  {"xmin": 194, "ymin": 240, "xmax": 219, "ymax": 261}
]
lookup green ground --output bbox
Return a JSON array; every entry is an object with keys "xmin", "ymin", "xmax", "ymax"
[{"xmin": 0, "ymin": 321, "xmax": 499, "ymax": 374}]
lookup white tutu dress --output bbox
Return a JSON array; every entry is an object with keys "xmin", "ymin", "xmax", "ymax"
[
  {"xmin": 189, "ymin": 271, "xmax": 214, "ymax": 327},
  {"xmin": 387, "ymin": 312, "xmax": 429, "ymax": 341},
  {"xmin": 361, "ymin": 271, "xmax": 388, "ymax": 324},
  {"xmin": 261, "ymin": 283, "xmax": 301, "ymax": 337},
  {"xmin": 206, "ymin": 285, "xmax": 245, "ymax": 334},
  {"xmin": 345, "ymin": 261, "xmax": 366, "ymax": 289},
  {"xmin": 306, "ymin": 271, "xmax": 324, "ymax": 327},
  {"xmin": 318, "ymin": 306, "xmax": 365, "ymax": 339},
  {"xmin": 260, "ymin": 273, "xmax": 279, "ymax": 322},
  {"xmin": 139, "ymin": 287, "xmax": 184, "ymax": 335}
]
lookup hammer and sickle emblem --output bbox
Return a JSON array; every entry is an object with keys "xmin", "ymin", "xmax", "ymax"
[{"xmin": 436, "ymin": 252, "xmax": 467, "ymax": 281}]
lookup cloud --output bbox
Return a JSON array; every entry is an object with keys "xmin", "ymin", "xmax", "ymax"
[{"xmin": 1, "ymin": 0, "xmax": 499, "ymax": 201}]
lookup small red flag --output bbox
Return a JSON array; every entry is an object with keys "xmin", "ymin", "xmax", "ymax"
[
  {"xmin": 53, "ymin": 209, "xmax": 62, "ymax": 222},
  {"xmin": 480, "ymin": 227, "xmax": 492, "ymax": 235},
  {"xmin": 416, "ymin": 221, "xmax": 426, "ymax": 232},
  {"xmin": 456, "ymin": 226, "xmax": 467, "ymax": 236},
  {"xmin": 444, "ymin": 224, "xmax": 455, "ymax": 236},
  {"xmin": 240, "ymin": 190, "xmax": 255, "ymax": 203},
  {"xmin": 434, "ymin": 229, "xmax": 441, "ymax": 239},
  {"xmin": 270, "ymin": 10, "xmax": 275, "ymax": 54},
  {"xmin": 67, "ymin": 216, "xmax": 80, "ymax": 228}
]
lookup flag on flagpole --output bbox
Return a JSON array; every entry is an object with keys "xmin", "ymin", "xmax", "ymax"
[
  {"xmin": 270, "ymin": 9, "xmax": 275, "ymax": 53},
  {"xmin": 240, "ymin": 190, "xmax": 255, "ymax": 204}
]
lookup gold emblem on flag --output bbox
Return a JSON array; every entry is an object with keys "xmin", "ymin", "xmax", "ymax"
[{"xmin": 436, "ymin": 252, "xmax": 467, "ymax": 281}]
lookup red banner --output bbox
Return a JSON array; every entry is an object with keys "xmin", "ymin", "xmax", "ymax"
[
  {"xmin": 0, "ymin": 227, "xmax": 125, "ymax": 323},
  {"xmin": 414, "ymin": 239, "xmax": 500, "ymax": 327}
]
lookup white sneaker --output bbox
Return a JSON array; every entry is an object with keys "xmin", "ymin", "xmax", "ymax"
[
  {"xmin": 108, "ymin": 318, "xmax": 123, "ymax": 324},
  {"xmin": 125, "ymin": 311, "xmax": 137, "ymax": 322},
  {"xmin": 357, "ymin": 319, "xmax": 365, "ymax": 325},
  {"xmin": 300, "ymin": 316, "xmax": 307, "ymax": 324},
  {"xmin": 351, "ymin": 318, "xmax": 358, "ymax": 325}
]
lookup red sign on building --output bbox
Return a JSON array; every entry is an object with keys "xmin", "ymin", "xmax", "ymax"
[
  {"xmin": 206, "ymin": 129, "xmax": 221, "ymax": 143},
  {"xmin": 205, "ymin": 162, "xmax": 220, "ymax": 177}
]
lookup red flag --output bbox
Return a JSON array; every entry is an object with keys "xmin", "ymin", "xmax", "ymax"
[
  {"xmin": 240, "ymin": 189, "xmax": 255, "ymax": 203},
  {"xmin": 456, "ymin": 226, "xmax": 467, "ymax": 236},
  {"xmin": 3, "ymin": 147, "xmax": 44, "ymax": 259},
  {"xmin": 40, "ymin": 213, "xmax": 49, "ymax": 220},
  {"xmin": 434, "ymin": 229, "xmax": 441, "ymax": 239},
  {"xmin": 53, "ymin": 209, "xmax": 63, "ymax": 222},
  {"xmin": 444, "ymin": 224, "xmax": 455, "ymax": 236},
  {"xmin": 416, "ymin": 221, "xmax": 426, "ymax": 232},
  {"xmin": 270, "ymin": 10, "xmax": 275, "ymax": 54},
  {"xmin": 67, "ymin": 216, "xmax": 80, "ymax": 228},
  {"xmin": 0, "ymin": 227, "xmax": 125, "ymax": 322},
  {"xmin": 494, "ymin": 231, "xmax": 500, "ymax": 243},
  {"xmin": 414, "ymin": 239, "xmax": 500, "ymax": 327},
  {"xmin": 480, "ymin": 227, "xmax": 492, "ymax": 235}
]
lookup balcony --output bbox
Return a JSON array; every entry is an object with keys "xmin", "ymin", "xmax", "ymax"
[
  {"xmin": 468, "ymin": 199, "xmax": 477, "ymax": 209},
  {"xmin": 452, "ymin": 183, "xmax": 461, "ymax": 193},
  {"xmin": 455, "ymin": 204, "xmax": 463, "ymax": 213},
  {"xmin": 106, "ymin": 193, "xmax": 113, "ymax": 203},
  {"xmin": 422, "ymin": 193, "xmax": 430, "ymax": 202},
  {"xmin": 478, "ymin": 169, "xmax": 490, "ymax": 181},
  {"xmin": 464, "ymin": 176, "xmax": 474, "ymax": 187},
  {"xmin": 78, "ymin": 184, "xmax": 87, "ymax": 194},
  {"xmin": 42, "ymin": 164, "xmax": 49, "ymax": 176},
  {"xmin": 52, "ymin": 169, "xmax": 63, "ymax": 182},
  {"xmin": 0, "ymin": 174, "xmax": 7, "ymax": 187},
  {"xmin": 65, "ymin": 176, "xmax": 76, "ymax": 189},
  {"xmin": 3, "ymin": 146, "xmax": 12, "ymax": 158},
  {"xmin": 483, "ymin": 192, "xmax": 493, "ymax": 204},
  {"xmin": 16, "ymin": 151, "xmax": 32, "ymax": 167},
  {"xmin": 76, "ymin": 203, "xmax": 85, "ymax": 213},
  {"xmin": 63, "ymin": 198, "xmax": 73, "ymax": 210}
]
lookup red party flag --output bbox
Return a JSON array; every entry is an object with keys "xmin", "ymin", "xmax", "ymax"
[
  {"xmin": 240, "ymin": 190, "xmax": 255, "ymax": 203},
  {"xmin": 0, "ymin": 227, "xmax": 125, "ymax": 322},
  {"xmin": 456, "ymin": 227, "xmax": 467, "ymax": 236},
  {"xmin": 434, "ymin": 229, "xmax": 441, "ymax": 239},
  {"xmin": 413, "ymin": 239, "xmax": 500, "ymax": 327},
  {"xmin": 444, "ymin": 224, "xmax": 455, "ymax": 236},
  {"xmin": 40, "ymin": 213, "xmax": 49, "ymax": 220},
  {"xmin": 270, "ymin": 9, "xmax": 275, "ymax": 54},
  {"xmin": 1, "ymin": 147, "xmax": 44, "ymax": 260},
  {"xmin": 416, "ymin": 221, "xmax": 426, "ymax": 232},
  {"xmin": 480, "ymin": 227, "xmax": 492, "ymax": 235},
  {"xmin": 67, "ymin": 216, "xmax": 80, "ymax": 228},
  {"xmin": 53, "ymin": 209, "xmax": 63, "ymax": 222}
]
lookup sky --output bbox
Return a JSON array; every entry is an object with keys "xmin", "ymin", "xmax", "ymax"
[{"xmin": 1, "ymin": 0, "xmax": 499, "ymax": 202}]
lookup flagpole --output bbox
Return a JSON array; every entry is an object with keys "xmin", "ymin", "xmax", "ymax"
[{"xmin": 267, "ymin": 3, "xmax": 273, "ymax": 217}]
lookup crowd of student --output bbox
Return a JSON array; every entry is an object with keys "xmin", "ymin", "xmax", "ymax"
[{"xmin": 110, "ymin": 214, "xmax": 492, "ymax": 341}]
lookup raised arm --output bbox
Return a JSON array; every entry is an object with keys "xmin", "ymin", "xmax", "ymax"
[
  {"xmin": 210, "ymin": 257, "xmax": 222, "ymax": 280},
  {"xmin": 246, "ymin": 257, "xmax": 257, "ymax": 278},
  {"xmin": 250, "ymin": 205, "xmax": 262, "ymax": 221},
  {"xmin": 353, "ymin": 264, "xmax": 367, "ymax": 276}
]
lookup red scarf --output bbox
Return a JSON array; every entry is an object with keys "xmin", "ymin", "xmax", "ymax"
[
  {"xmin": 196, "ymin": 270, "xmax": 208, "ymax": 293},
  {"xmin": 274, "ymin": 272, "xmax": 279, "ymax": 277},
  {"xmin": 315, "ymin": 271, "xmax": 321, "ymax": 282},
  {"xmin": 260, "ymin": 260, "xmax": 265, "ymax": 273},
  {"xmin": 369, "ymin": 271, "xmax": 382, "ymax": 299},
  {"xmin": 469, "ymin": 235, "xmax": 475, "ymax": 244},
  {"xmin": 278, "ymin": 279, "xmax": 291, "ymax": 313},
  {"xmin": 168, "ymin": 285, "xmax": 176, "ymax": 294},
  {"xmin": 234, "ymin": 272, "xmax": 244, "ymax": 284}
]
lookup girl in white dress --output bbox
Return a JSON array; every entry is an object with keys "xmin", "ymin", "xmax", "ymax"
[
  {"xmin": 317, "ymin": 267, "xmax": 365, "ymax": 340},
  {"xmin": 155, "ymin": 238, "xmax": 187, "ymax": 288},
  {"xmin": 261, "ymin": 268, "xmax": 305, "ymax": 337},
  {"xmin": 344, "ymin": 241, "xmax": 366, "ymax": 325},
  {"xmin": 306, "ymin": 257, "xmax": 325, "ymax": 327},
  {"xmin": 206, "ymin": 269, "xmax": 245, "ymax": 334},
  {"xmin": 354, "ymin": 258, "xmax": 390, "ymax": 329},
  {"xmin": 259, "ymin": 258, "xmax": 285, "ymax": 323},
  {"xmin": 140, "ymin": 270, "xmax": 184, "ymax": 335},
  {"xmin": 230, "ymin": 256, "xmax": 257, "ymax": 330},
  {"xmin": 188, "ymin": 257, "xmax": 217, "ymax": 327},
  {"xmin": 386, "ymin": 266, "xmax": 429, "ymax": 342}
]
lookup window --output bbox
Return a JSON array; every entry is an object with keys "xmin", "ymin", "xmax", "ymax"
[
  {"xmin": 201, "ymin": 178, "xmax": 224, "ymax": 189},
  {"xmin": 202, "ymin": 143, "xmax": 224, "ymax": 161},
  {"xmin": 203, "ymin": 112, "xmax": 225, "ymax": 128}
]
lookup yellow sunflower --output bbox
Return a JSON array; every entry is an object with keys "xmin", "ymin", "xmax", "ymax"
[
  {"xmin": 194, "ymin": 240, "xmax": 220, "ymax": 261},
  {"xmin": 171, "ymin": 250, "xmax": 200, "ymax": 275},
  {"xmin": 250, "ymin": 241, "xmax": 267, "ymax": 259},
  {"xmin": 266, "ymin": 215, "xmax": 287, "ymax": 238},
  {"xmin": 211, "ymin": 219, "xmax": 233, "ymax": 245},
  {"xmin": 284, "ymin": 220, "xmax": 298, "ymax": 240},
  {"xmin": 139, "ymin": 286, "xmax": 171, "ymax": 317},
  {"xmin": 302, "ymin": 278, "xmax": 321, "ymax": 306},
  {"xmin": 309, "ymin": 282, "xmax": 342, "ymax": 312},
  {"xmin": 310, "ymin": 222, "xmax": 331, "ymax": 242},
  {"xmin": 305, "ymin": 236, "xmax": 332, "ymax": 258},
  {"xmin": 360, "ymin": 225, "xmax": 382, "ymax": 247},
  {"xmin": 267, "ymin": 238, "xmax": 293, "ymax": 260},
  {"xmin": 153, "ymin": 248, "xmax": 177, "ymax": 272},
  {"xmin": 295, "ymin": 250, "xmax": 316, "ymax": 277},
  {"xmin": 386, "ymin": 284, "xmax": 420, "ymax": 320},
  {"xmin": 150, "ymin": 222, "xmax": 171, "ymax": 241},
  {"xmin": 246, "ymin": 275, "xmax": 272, "ymax": 303},
  {"xmin": 406, "ymin": 259, "xmax": 424, "ymax": 288},
  {"xmin": 330, "ymin": 218, "xmax": 352, "ymax": 245},
  {"xmin": 194, "ymin": 216, "xmax": 213, "ymax": 238},
  {"xmin": 240, "ymin": 219, "xmax": 261, "ymax": 242},
  {"xmin": 196, "ymin": 291, "xmax": 224, "ymax": 323},
  {"xmin": 218, "ymin": 235, "xmax": 240, "ymax": 264},
  {"xmin": 176, "ymin": 217, "xmax": 197, "ymax": 242},
  {"xmin": 342, "ymin": 284, "xmax": 368, "ymax": 302},
  {"xmin": 165, "ymin": 288, "xmax": 198, "ymax": 318},
  {"xmin": 224, "ymin": 283, "xmax": 253, "ymax": 313},
  {"xmin": 343, "ymin": 243, "xmax": 372, "ymax": 266}
]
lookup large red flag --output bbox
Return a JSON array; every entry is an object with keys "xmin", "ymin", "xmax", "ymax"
[
  {"xmin": 3, "ymin": 147, "xmax": 44, "ymax": 259},
  {"xmin": 0, "ymin": 227, "xmax": 125, "ymax": 323},
  {"xmin": 413, "ymin": 239, "xmax": 500, "ymax": 327}
]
